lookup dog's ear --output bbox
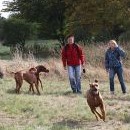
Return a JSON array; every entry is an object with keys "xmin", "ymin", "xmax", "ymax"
[
  {"xmin": 29, "ymin": 67, "xmax": 37, "ymax": 72},
  {"xmin": 95, "ymin": 79, "xmax": 98, "ymax": 83},
  {"xmin": 94, "ymin": 83, "xmax": 99, "ymax": 90},
  {"xmin": 89, "ymin": 83, "xmax": 93, "ymax": 88},
  {"xmin": 95, "ymin": 84, "xmax": 99, "ymax": 89}
]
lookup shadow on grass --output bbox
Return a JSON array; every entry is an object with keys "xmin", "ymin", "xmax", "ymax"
[
  {"xmin": 6, "ymin": 89, "xmax": 16, "ymax": 94},
  {"xmin": 44, "ymin": 90, "xmax": 70, "ymax": 96},
  {"xmin": 50, "ymin": 118, "xmax": 112, "ymax": 130},
  {"xmin": 104, "ymin": 93, "xmax": 130, "ymax": 101},
  {"xmin": 63, "ymin": 91, "xmax": 73, "ymax": 95},
  {"xmin": 6, "ymin": 89, "xmax": 39, "ymax": 96},
  {"xmin": 51, "ymin": 119, "xmax": 85, "ymax": 130},
  {"xmin": 44, "ymin": 90, "xmax": 80, "ymax": 98}
]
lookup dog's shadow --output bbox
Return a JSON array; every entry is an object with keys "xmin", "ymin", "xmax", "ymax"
[
  {"xmin": 51, "ymin": 118, "xmax": 107, "ymax": 130},
  {"xmin": 6, "ymin": 89, "xmax": 38, "ymax": 96},
  {"xmin": 6, "ymin": 89, "xmax": 82, "ymax": 97},
  {"xmin": 44, "ymin": 91, "xmax": 78, "ymax": 98},
  {"xmin": 51, "ymin": 119, "xmax": 84, "ymax": 130},
  {"xmin": 6, "ymin": 89, "xmax": 16, "ymax": 94},
  {"xmin": 63, "ymin": 91, "xmax": 73, "ymax": 95}
]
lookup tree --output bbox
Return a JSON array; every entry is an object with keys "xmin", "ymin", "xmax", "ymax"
[
  {"xmin": 3, "ymin": 0, "xmax": 130, "ymax": 43},
  {"xmin": 3, "ymin": 0, "xmax": 66, "ymax": 45},
  {"xmin": 3, "ymin": 18, "xmax": 40, "ymax": 49},
  {"xmin": 0, "ymin": 15, "xmax": 5, "ymax": 41},
  {"xmin": 64, "ymin": 0, "xmax": 130, "ymax": 42}
]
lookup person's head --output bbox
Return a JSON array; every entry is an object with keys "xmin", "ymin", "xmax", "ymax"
[
  {"xmin": 108, "ymin": 40, "xmax": 118, "ymax": 50},
  {"xmin": 66, "ymin": 34, "xmax": 74, "ymax": 44}
]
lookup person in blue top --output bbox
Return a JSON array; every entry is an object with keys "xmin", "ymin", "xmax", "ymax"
[{"xmin": 105, "ymin": 40, "xmax": 127, "ymax": 95}]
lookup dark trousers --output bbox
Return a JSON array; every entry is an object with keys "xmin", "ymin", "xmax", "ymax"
[{"xmin": 109, "ymin": 67, "xmax": 126, "ymax": 93}]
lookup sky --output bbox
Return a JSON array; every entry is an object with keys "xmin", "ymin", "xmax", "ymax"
[{"xmin": 0, "ymin": 0, "xmax": 13, "ymax": 18}]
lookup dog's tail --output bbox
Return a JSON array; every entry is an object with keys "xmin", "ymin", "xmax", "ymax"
[
  {"xmin": 6, "ymin": 67, "xmax": 25, "ymax": 75},
  {"xmin": 95, "ymin": 79, "xmax": 98, "ymax": 83},
  {"xmin": 6, "ymin": 67, "xmax": 16, "ymax": 74}
]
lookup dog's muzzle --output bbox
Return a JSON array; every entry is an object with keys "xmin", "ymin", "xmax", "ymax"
[{"xmin": 92, "ymin": 89, "xmax": 99, "ymax": 95}]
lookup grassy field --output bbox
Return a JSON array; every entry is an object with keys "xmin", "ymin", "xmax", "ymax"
[
  {"xmin": 0, "ymin": 76, "xmax": 130, "ymax": 130},
  {"xmin": 0, "ymin": 42, "xmax": 130, "ymax": 130}
]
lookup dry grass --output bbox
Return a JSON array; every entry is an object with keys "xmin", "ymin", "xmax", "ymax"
[{"xmin": 1, "ymin": 42, "xmax": 130, "ymax": 82}]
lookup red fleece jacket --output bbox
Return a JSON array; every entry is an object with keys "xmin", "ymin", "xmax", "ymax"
[{"xmin": 61, "ymin": 44, "xmax": 85, "ymax": 67}]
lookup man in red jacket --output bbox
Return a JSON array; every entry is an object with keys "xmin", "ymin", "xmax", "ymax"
[{"xmin": 61, "ymin": 34, "xmax": 85, "ymax": 94}]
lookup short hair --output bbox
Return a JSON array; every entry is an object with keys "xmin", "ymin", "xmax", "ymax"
[{"xmin": 66, "ymin": 34, "xmax": 74, "ymax": 40}]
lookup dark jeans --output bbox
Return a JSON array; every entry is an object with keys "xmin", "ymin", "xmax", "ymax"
[
  {"xmin": 109, "ymin": 67, "xmax": 126, "ymax": 93},
  {"xmin": 67, "ymin": 65, "xmax": 81, "ymax": 93}
]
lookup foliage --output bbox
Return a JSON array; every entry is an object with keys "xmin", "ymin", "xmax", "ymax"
[
  {"xmin": 119, "ymin": 31, "xmax": 130, "ymax": 42},
  {"xmin": 64, "ymin": 0, "xmax": 130, "ymax": 42},
  {"xmin": 2, "ymin": 18, "xmax": 40, "ymax": 48},
  {"xmin": 3, "ymin": 0, "xmax": 66, "ymax": 44},
  {"xmin": 24, "ymin": 40, "xmax": 61, "ymax": 58},
  {"xmin": 2, "ymin": 0, "xmax": 130, "ymax": 44},
  {"xmin": 0, "ymin": 16, "xmax": 5, "ymax": 41}
]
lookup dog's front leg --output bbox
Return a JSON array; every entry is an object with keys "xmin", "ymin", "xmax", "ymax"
[
  {"xmin": 28, "ymin": 85, "xmax": 32, "ymax": 92},
  {"xmin": 35, "ymin": 83, "xmax": 40, "ymax": 95},
  {"xmin": 37, "ymin": 78, "xmax": 43, "ymax": 90},
  {"xmin": 94, "ymin": 109, "xmax": 103, "ymax": 120},
  {"xmin": 31, "ymin": 84, "xmax": 35, "ymax": 94},
  {"xmin": 15, "ymin": 81, "xmax": 19, "ymax": 93},
  {"xmin": 91, "ymin": 108, "xmax": 99, "ymax": 121},
  {"xmin": 28, "ymin": 84, "xmax": 35, "ymax": 94},
  {"xmin": 100, "ymin": 105, "xmax": 105, "ymax": 121}
]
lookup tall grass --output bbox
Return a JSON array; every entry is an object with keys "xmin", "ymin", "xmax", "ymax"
[{"xmin": 0, "ymin": 41, "xmax": 130, "ymax": 82}]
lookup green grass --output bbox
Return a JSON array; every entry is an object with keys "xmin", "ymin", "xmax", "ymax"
[
  {"xmin": 0, "ymin": 77, "xmax": 130, "ymax": 130},
  {"xmin": 0, "ymin": 42, "xmax": 130, "ymax": 129}
]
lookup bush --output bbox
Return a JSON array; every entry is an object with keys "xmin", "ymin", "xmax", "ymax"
[
  {"xmin": 119, "ymin": 31, "xmax": 130, "ymax": 42},
  {"xmin": 24, "ymin": 40, "xmax": 61, "ymax": 58},
  {"xmin": 3, "ymin": 18, "xmax": 40, "ymax": 48}
]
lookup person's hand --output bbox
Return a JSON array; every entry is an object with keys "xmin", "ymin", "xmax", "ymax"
[
  {"xmin": 82, "ymin": 64, "xmax": 86, "ymax": 73},
  {"xmin": 82, "ymin": 64, "xmax": 85, "ymax": 68},
  {"xmin": 83, "ymin": 68, "xmax": 86, "ymax": 73},
  {"xmin": 106, "ymin": 69, "xmax": 109, "ymax": 73},
  {"xmin": 64, "ymin": 66, "xmax": 67, "ymax": 70}
]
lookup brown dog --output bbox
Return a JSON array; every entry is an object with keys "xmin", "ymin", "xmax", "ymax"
[
  {"xmin": 14, "ymin": 67, "xmax": 40, "ymax": 94},
  {"xmin": 0, "ymin": 71, "xmax": 4, "ymax": 78},
  {"xmin": 34, "ymin": 65, "xmax": 49, "ymax": 89},
  {"xmin": 7, "ymin": 65, "xmax": 49, "ymax": 95},
  {"xmin": 86, "ymin": 80, "xmax": 105, "ymax": 121},
  {"xmin": 28, "ymin": 65, "xmax": 49, "ymax": 92}
]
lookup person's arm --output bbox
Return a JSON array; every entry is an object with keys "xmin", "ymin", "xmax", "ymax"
[
  {"xmin": 78, "ymin": 45, "xmax": 85, "ymax": 66},
  {"xmin": 105, "ymin": 51, "xmax": 109, "ymax": 72},
  {"xmin": 116, "ymin": 46, "xmax": 126, "ymax": 58},
  {"xmin": 61, "ymin": 47, "xmax": 67, "ymax": 69}
]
